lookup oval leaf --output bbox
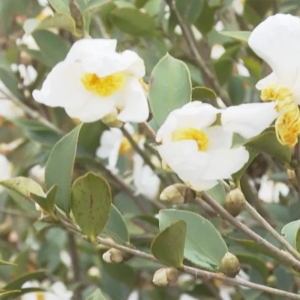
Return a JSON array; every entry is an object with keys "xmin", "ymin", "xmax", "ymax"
[
  {"xmin": 149, "ymin": 53, "xmax": 192, "ymax": 126},
  {"xmin": 86, "ymin": 289, "xmax": 107, "ymax": 300},
  {"xmin": 206, "ymin": 182, "xmax": 226, "ymax": 205},
  {"xmin": 282, "ymin": 220, "xmax": 300, "ymax": 252},
  {"xmin": 71, "ymin": 172, "xmax": 112, "ymax": 241},
  {"xmin": 219, "ymin": 31, "xmax": 251, "ymax": 42},
  {"xmin": 45, "ymin": 124, "xmax": 82, "ymax": 214},
  {"xmin": 151, "ymin": 220, "xmax": 186, "ymax": 268},
  {"xmin": 192, "ymin": 86, "xmax": 217, "ymax": 101},
  {"xmin": 159, "ymin": 209, "xmax": 227, "ymax": 270}
]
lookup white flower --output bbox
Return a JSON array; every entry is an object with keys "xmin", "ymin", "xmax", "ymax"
[
  {"xmin": 210, "ymin": 44, "xmax": 225, "ymax": 60},
  {"xmin": 231, "ymin": 0, "xmax": 245, "ymax": 16},
  {"xmin": 11, "ymin": 64, "xmax": 38, "ymax": 86},
  {"xmin": 258, "ymin": 175, "xmax": 289, "ymax": 203},
  {"xmin": 96, "ymin": 123, "xmax": 134, "ymax": 172},
  {"xmin": 236, "ymin": 60, "xmax": 250, "ymax": 77},
  {"xmin": 29, "ymin": 164, "xmax": 45, "ymax": 184},
  {"xmin": 0, "ymin": 99, "xmax": 24, "ymax": 119},
  {"xmin": 33, "ymin": 39, "xmax": 149, "ymax": 123},
  {"xmin": 16, "ymin": 34, "xmax": 39, "ymax": 50},
  {"xmin": 156, "ymin": 102, "xmax": 249, "ymax": 191},
  {"xmin": 0, "ymin": 154, "xmax": 12, "ymax": 192}
]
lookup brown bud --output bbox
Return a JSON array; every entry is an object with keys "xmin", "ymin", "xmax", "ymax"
[
  {"xmin": 221, "ymin": 252, "xmax": 240, "ymax": 278},
  {"xmin": 102, "ymin": 248, "xmax": 132, "ymax": 264},
  {"xmin": 152, "ymin": 267, "xmax": 179, "ymax": 287},
  {"xmin": 102, "ymin": 113, "xmax": 124, "ymax": 128},
  {"xmin": 160, "ymin": 184, "xmax": 195, "ymax": 204},
  {"xmin": 225, "ymin": 189, "xmax": 246, "ymax": 217}
]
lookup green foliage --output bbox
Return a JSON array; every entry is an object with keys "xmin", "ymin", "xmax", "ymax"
[
  {"xmin": 71, "ymin": 172, "xmax": 112, "ymax": 241},
  {"xmin": 282, "ymin": 220, "xmax": 300, "ymax": 252},
  {"xmin": 151, "ymin": 220, "xmax": 186, "ymax": 268},
  {"xmin": 149, "ymin": 53, "xmax": 192, "ymax": 126}
]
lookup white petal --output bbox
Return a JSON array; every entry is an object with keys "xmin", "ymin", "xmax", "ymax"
[
  {"xmin": 0, "ymin": 100, "xmax": 24, "ymax": 118},
  {"xmin": 120, "ymin": 50, "xmax": 145, "ymax": 77},
  {"xmin": 187, "ymin": 178, "xmax": 218, "ymax": 191},
  {"xmin": 66, "ymin": 39, "xmax": 117, "ymax": 63},
  {"xmin": 0, "ymin": 154, "xmax": 11, "ymax": 181},
  {"xmin": 256, "ymin": 72, "xmax": 278, "ymax": 90},
  {"xmin": 32, "ymin": 61, "xmax": 90, "ymax": 109},
  {"xmin": 202, "ymin": 147, "xmax": 249, "ymax": 180},
  {"xmin": 117, "ymin": 78, "xmax": 149, "ymax": 123},
  {"xmin": 203, "ymin": 126, "xmax": 233, "ymax": 150},
  {"xmin": 221, "ymin": 102, "xmax": 278, "ymax": 139},
  {"xmin": 248, "ymin": 14, "xmax": 300, "ymax": 89}
]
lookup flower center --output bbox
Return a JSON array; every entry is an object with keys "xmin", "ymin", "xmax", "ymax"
[
  {"xmin": 36, "ymin": 292, "xmax": 46, "ymax": 300},
  {"xmin": 261, "ymin": 83, "xmax": 300, "ymax": 147},
  {"xmin": 172, "ymin": 128, "xmax": 209, "ymax": 151},
  {"xmin": 81, "ymin": 72, "xmax": 125, "ymax": 97},
  {"xmin": 119, "ymin": 137, "xmax": 132, "ymax": 154}
]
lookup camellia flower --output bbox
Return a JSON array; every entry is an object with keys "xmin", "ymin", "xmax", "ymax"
[
  {"xmin": 0, "ymin": 154, "xmax": 12, "ymax": 192},
  {"xmin": 223, "ymin": 14, "xmax": 300, "ymax": 147},
  {"xmin": 156, "ymin": 102, "xmax": 249, "ymax": 191},
  {"xmin": 33, "ymin": 39, "xmax": 149, "ymax": 123}
]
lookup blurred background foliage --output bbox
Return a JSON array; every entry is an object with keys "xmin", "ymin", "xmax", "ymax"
[{"xmin": 0, "ymin": 0, "xmax": 300, "ymax": 299}]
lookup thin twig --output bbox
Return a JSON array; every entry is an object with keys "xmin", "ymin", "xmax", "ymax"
[
  {"xmin": 0, "ymin": 207, "xmax": 37, "ymax": 219},
  {"xmin": 140, "ymin": 122, "xmax": 157, "ymax": 142},
  {"xmin": 244, "ymin": 201, "xmax": 300, "ymax": 261},
  {"xmin": 94, "ymin": 16, "xmax": 110, "ymax": 39},
  {"xmin": 59, "ymin": 219, "xmax": 300, "ymax": 299},
  {"xmin": 199, "ymin": 192, "xmax": 300, "ymax": 272}
]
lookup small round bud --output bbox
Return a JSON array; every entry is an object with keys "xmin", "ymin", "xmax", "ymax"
[
  {"xmin": 225, "ymin": 189, "xmax": 246, "ymax": 217},
  {"xmin": 152, "ymin": 267, "xmax": 179, "ymax": 287},
  {"xmin": 102, "ymin": 113, "xmax": 124, "ymax": 128},
  {"xmin": 221, "ymin": 252, "xmax": 240, "ymax": 278},
  {"xmin": 266, "ymin": 275, "xmax": 277, "ymax": 287},
  {"xmin": 102, "ymin": 248, "xmax": 124, "ymax": 264},
  {"xmin": 160, "ymin": 184, "xmax": 195, "ymax": 204}
]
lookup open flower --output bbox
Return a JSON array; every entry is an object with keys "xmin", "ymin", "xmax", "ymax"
[
  {"xmin": 156, "ymin": 102, "xmax": 249, "ymax": 191},
  {"xmin": 33, "ymin": 39, "xmax": 149, "ymax": 123},
  {"xmin": 0, "ymin": 154, "xmax": 12, "ymax": 192},
  {"xmin": 222, "ymin": 14, "xmax": 300, "ymax": 147}
]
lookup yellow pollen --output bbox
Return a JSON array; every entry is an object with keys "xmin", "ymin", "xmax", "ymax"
[
  {"xmin": 36, "ymin": 292, "xmax": 46, "ymax": 300},
  {"xmin": 172, "ymin": 128, "xmax": 209, "ymax": 151},
  {"xmin": 261, "ymin": 83, "xmax": 292, "ymax": 102},
  {"xmin": 81, "ymin": 72, "xmax": 125, "ymax": 97},
  {"xmin": 118, "ymin": 135, "xmax": 140, "ymax": 154}
]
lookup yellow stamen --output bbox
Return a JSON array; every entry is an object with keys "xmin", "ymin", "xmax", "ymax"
[
  {"xmin": 36, "ymin": 292, "xmax": 46, "ymax": 300},
  {"xmin": 119, "ymin": 137, "xmax": 132, "ymax": 154},
  {"xmin": 81, "ymin": 72, "xmax": 125, "ymax": 97},
  {"xmin": 261, "ymin": 83, "xmax": 292, "ymax": 102},
  {"xmin": 172, "ymin": 128, "xmax": 209, "ymax": 151}
]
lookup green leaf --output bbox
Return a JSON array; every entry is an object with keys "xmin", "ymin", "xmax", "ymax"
[
  {"xmin": 192, "ymin": 86, "xmax": 217, "ymax": 101},
  {"xmin": 24, "ymin": 14, "xmax": 81, "ymax": 37},
  {"xmin": 175, "ymin": 0, "xmax": 203, "ymax": 24},
  {"xmin": 194, "ymin": 0, "xmax": 215, "ymax": 34},
  {"xmin": 236, "ymin": 253, "xmax": 269, "ymax": 280},
  {"xmin": 2, "ymin": 270, "xmax": 47, "ymax": 291},
  {"xmin": 102, "ymin": 204, "xmax": 129, "ymax": 244},
  {"xmin": 31, "ymin": 185, "xmax": 57, "ymax": 219},
  {"xmin": 32, "ymin": 30, "xmax": 69, "ymax": 67},
  {"xmin": 213, "ymin": 59, "xmax": 233, "ymax": 86},
  {"xmin": 12, "ymin": 119, "xmax": 62, "ymax": 147},
  {"xmin": 206, "ymin": 182, "xmax": 226, "ymax": 205},
  {"xmin": 71, "ymin": 172, "xmax": 112, "ymax": 241},
  {"xmin": 87, "ymin": 289, "xmax": 107, "ymax": 300},
  {"xmin": 149, "ymin": 53, "xmax": 192, "ymax": 126},
  {"xmin": 228, "ymin": 76, "xmax": 246, "ymax": 105},
  {"xmin": 218, "ymin": 31, "xmax": 251, "ymax": 42},
  {"xmin": 48, "ymin": 0, "xmax": 70, "ymax": 14},
  {"xmin": 0, "ymin": 177, "xmax": 45, "ymax": 201},
  {"xmin": 45, "ymin": 124, "xmax": 82, "ymax": 214},
  {"xmin": 244, "ymin": 128, "xmax": 292, "ymax": 167},
  {"xmin": 0, "ymin": 291, "xmax": 21, "ymax": 300},
  {"xmin": 151, "ymin": 220, "xmax": 186, "ymax": 268},
  {"xmin": 282, "ymin": 220, "xmax": 300, "ymax": 252},
  {"xmin": 0, "ymin": 259, "xmax": 16, "ymax": 266},
  {"xmin": 110, "ymin": 8, "xmax": 155, "ymax": 36},
  {"xmin": 159, "ymin": 209, "xmax": 227, "ymax": 270},
  {"xmin": 83, "ymin": 0, "xmax": 110, "ymax": 13}
]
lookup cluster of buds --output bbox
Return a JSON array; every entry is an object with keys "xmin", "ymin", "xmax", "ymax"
[{"xmin": 152, "ymin": 267, "xmax": 180, "ymax": 287}]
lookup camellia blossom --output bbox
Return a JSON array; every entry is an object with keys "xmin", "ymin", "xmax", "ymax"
[
  {"xmin": 223, "ymin": 14, "xmax": 300, "ymax": 147},
  {"xmin": 33, "ymin": 39, "xmax": 149, "ymax": 123},
  {"xmin": 0, "ymin": 154, "xmax": 12, "ymax": 192},
  {"xmin": 156, "ymin": 102, "xmax": 249, "ymax": 191}
]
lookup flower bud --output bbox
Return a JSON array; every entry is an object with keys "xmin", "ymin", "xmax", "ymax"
[
  {"xmin": 152, "ymin": 267, "xmax": 179, "ymax": 286},
  {"xmin": 225, "ymin": 189, "xmax": 246, "ymax": 217},
  {"xmin": 266, "ymin": 275, "xmax": 277, "ymax": 288},
  {"xmin": 221, "ymin": 252, "xmax": 240, "ymax": 278},
  {"xmin": 102, "ymin": 248, "xmax": 132, "ymax": 264},
  {"xmin": 160, "ymin": 184, "xmax": 195, "ymax": 204},
  {"xmin": 102, "ymin": 113, "xmax": 124, "ymax": 128}
]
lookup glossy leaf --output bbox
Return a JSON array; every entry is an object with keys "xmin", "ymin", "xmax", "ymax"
[
  {"xmin": 103, "ymin": 204, "xmax": 129, "ymax": 244},
  {"xmin": 175, "ymin": 0, "xmax": 203, "ymax": 24},
  {"xmin": 48, "ymin": 0, "xmax": 70, "ymax": 14},
  {"xmin": 83, "ymin": 0, "xmax": 110, "ymax": 12},
  {"xmin": 214, "ymin": 59, "xmax": 233, "ymax": 86},
  {"xmin": 149, "ymin": 53, "xmax": 192, "ymax": 126},
  {"xmin": 228, "ymin": 76, "xmax": 246, "ymax": 105},
  {"xmin": 159, "ymin": 209, "xmax": 227, "ymax": 270},
  {"xmin": 87, "ymin": 289, "xmax": 107, "ymax": 300},
  {"xmin": 192, "ymin": 86, "xmax": 217, "ymax": 101},
  {"xmin": 110, "ymin": 8, "xmax": 155, "ymax": 36},
  {"xmin": 45, "ymin": 124, "xmax": 82, "ymax": 214},
  {"xmin": 195, "ymin": 0, "xmax": 215, "ymax": 34},
  {"xmin": 71, "ymin": 172, "xmax": 112, "ymax": 241},
  {"xmin": 206, "ymin": 182, "xmax": 226, "ymax": 205},
  {"xmin": 151, "ymin": 220, "xmax": 186, "ymax": 268},
  {"xmin": 219, "ymin": 31, "xmax": 251, "ymax": 42},
  {"xmin": 0, "ymin": 177, "xmax": 45, "ymax": 201},
  {"xmin": 282, "ymin": 220, "xmax": 300, "ymax": 252}
]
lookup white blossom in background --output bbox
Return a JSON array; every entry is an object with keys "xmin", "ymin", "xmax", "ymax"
[
  {"xmin": 11, "ymin": 64, "xmax": 37, "ymax": 87},
  {"xmin": 21, "ymin": 281, "xmax": 73, "ymax": 300},
  {"xmin": 210, "ymin": 44, "xmax": 225, "ymax": 60},
  {"xmin": 236, "ymin": 60, "xmax": 250, "ymax": 77},
  {"xmin": 29, "ymin": 164, "xmax": 45, "ymax": 185},
  {"xmin": 215, "ymin": 20, "xmax": 224, "ymax": 32},
  {"xmin": 33, "ymin": 39, "xmax": 149, "ymax": 123},
  {"xmin": 156, "ymin": 102, "xmax": 249, "ymax": 191},
  {"xmin": 38, "ymin": 0, "xmax": 49, "ymax": 6},
  {"xmin": 258, "ymin": 175, "xmax": 289, "ymax": 203},
  {"xmin": 0, "ymin": 154, "xmax": 12, "ymax": 192},
  {"xmin": 231, "ymin": 0, "xmax": 245, "ymax": 15}
]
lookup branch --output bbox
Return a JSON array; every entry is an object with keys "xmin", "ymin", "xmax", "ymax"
[
  {"xmin": 199, "ymin": 192, "xmax": 300, "ymax": 271},
  {"xmin": 59, "ymin": 218, "xmax": 300, "ymax": 299}
]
